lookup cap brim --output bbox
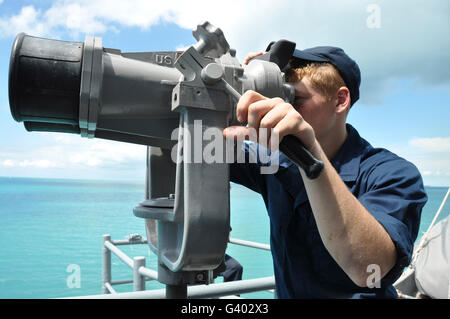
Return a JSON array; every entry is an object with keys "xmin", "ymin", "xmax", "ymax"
[{"xmin": 292, "ymin": 49, "xmax": 329, "ymax": 63}]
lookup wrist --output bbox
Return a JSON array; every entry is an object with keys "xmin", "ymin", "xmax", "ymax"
[
  {"xmin": 307, "ymin": 138, "xmax": 324, "ymax": 159},
  {"xmin": 295, "ymin": 139, "xmax": 328, "ymax": 181}
]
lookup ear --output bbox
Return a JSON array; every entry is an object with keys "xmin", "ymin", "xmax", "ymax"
[{"xmin": 335, "ymin": 87, "xmax": 351, "ymax": 114}]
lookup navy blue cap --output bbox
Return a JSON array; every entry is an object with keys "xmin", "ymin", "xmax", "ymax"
[{"xmin": 290, "ymin": 46, "xmax": 361, "ymax": 106}]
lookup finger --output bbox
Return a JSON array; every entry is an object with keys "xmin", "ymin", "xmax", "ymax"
[
  {"xmin": 243, "ymin": 52, "xmax": 264, "ymax": 66},
  {"xmin": 247, "ymin": 98, "xmax": 279, "ymax": 130},
  {"xmin": 236, "ymin": 90, "xmax": 267, "ymax": 123},
  {"xmin": 259, "ymin": 103, "xmax": 293, "ymax": 130},
  {"xmin": 271, "ymin": 110, "xmax": 304, "ymax": 151},
  {"xmin": 223, "ymin": 126, "xmax": 257, "ymax": 141},
  {"xmin": 257, "ymin": 103, "xmax": 292, "ymax": 150}
]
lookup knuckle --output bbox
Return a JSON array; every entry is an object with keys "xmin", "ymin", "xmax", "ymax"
[
  {"xmin": 288, "ymin": 108, "xmax": 302, "ymax": 120},
  {"xmin": 281, "ymin": 102, "xmax": 295, "ymax": 113},
  {"xmin": 244, "ymin": 90, "xmax": 258, "ymax": 98},
  {"xmin": 271, "ymin": 97, "xmax": 285, "ymax": 105},
  {"xmin": 248, "ymin": 102, "xmax": 259, "ymax": 114}
]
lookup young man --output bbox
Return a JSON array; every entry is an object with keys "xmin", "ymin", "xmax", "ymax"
[{"xmin": 223, "ymin": 46, "xmax": 427, "ymax": 298}]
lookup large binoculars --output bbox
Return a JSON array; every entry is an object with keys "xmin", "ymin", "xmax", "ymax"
[{"xmin": 8, "ymin": 22, "xmax": 323, "ymax": 284}]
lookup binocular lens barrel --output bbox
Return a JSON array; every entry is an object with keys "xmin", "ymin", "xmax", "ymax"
[
  {"xmin": 9, "ymin": 33, "xmax": 83, "ymax": 127},
  {"xmin": 23, "ymin": 122, "xmax": 81, "ymax": 134},
  {"xmin": 8, "ymin": 33, "xmax": 181, "ymax": 147}
]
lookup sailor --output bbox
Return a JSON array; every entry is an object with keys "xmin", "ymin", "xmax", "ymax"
[{"xmin": 225, "ymin": 45, "xmax": 428, "ymax": 298}]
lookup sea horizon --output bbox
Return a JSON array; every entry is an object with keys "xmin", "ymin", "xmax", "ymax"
[{"xmin": 1, "ymin": 175, "xmax": 449, "ymax": 188}]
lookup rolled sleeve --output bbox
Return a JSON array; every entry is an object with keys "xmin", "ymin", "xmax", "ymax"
[{"xmin": 358, "ymin": 157, "xmax": 428, "ymax": 285}]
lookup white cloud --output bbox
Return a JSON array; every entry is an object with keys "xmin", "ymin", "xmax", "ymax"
[
  {"xmin": 18, "ymin": 159, "xmax": 57, "ymax": 168},
  {"xmin": 0, "ymin": 133, "xmax": 147, "ymax": 171},
  {"xmin": 1, "ymin": 0, "xmax": 449, "ymax": 105},
  {"xmin": 2, "ymin": 158, "xmax": 59, "ymax": 168},
  {"xmin": 0, "ymin": 5, "xmax": 48, "ymax": 37},
  {"xmin": 1, "ymin": 0, "xmax": 449, "ymax": 184},
  {"xmin": 390, "ymin": 136, "xmax": 450, "ymax": 186},
  {"xmin": 409, "ymin": 137, "xmax": 450, "ymax": 153},
  {"xmin": 2, "ymin": 159, "xmax": 15, "ymax": 167}
]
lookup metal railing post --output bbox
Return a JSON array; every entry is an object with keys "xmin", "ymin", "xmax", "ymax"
[
  {"xmin": 102, "ymin": 234, "xmax": 112, "ymax": 294},
  {"xmin": 95, "ymin": 233, "xmax": 274, "ymax": 298},
  {"xmin": 133, "ymin": 256, "xmax": 146, "ymax": 291}
]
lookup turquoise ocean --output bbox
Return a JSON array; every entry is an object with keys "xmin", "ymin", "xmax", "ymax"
[{"xmin": 0, "ymin": 177, "xmax": 448, "ymax": 299}]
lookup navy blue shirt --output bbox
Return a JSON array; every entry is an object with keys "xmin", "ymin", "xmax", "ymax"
[{"xmin": 230, "ymin": 124, "xmax": 427, "ymax": 298}]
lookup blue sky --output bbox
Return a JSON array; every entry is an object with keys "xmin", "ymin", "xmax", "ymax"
[{"xmin": 0, "ymin": 0, "xmax": 449, "ymax": 186}]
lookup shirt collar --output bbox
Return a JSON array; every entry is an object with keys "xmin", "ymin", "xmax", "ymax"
[{"xmin": 329, "ymin": 123, "xmax": 368, "ymax": 182}]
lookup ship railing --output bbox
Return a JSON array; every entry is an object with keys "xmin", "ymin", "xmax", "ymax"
[{"xmin": 74, "ymin": 233, "xmax": 275, "ymax": 299}]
